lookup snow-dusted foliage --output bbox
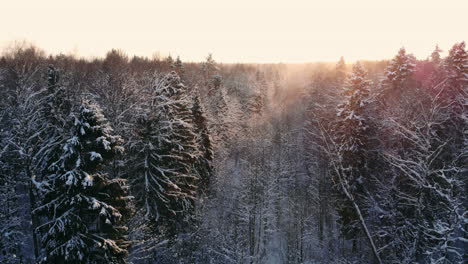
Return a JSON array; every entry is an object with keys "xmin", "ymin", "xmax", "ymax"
[
  {"xmin": 34, "ymin": 67, "xmax": 73, "ymax": 179},
  {"xmin": 334, "ymin": 62, "xmax": 373, "ymax": 244},
  {"xmin": 0, "ymin": 58, "xmax": 58, "ymax": 263},
  {"xmin": 34, "ymin": 101, "xmax": 131, "ymax": 264},
  {"xmin": 192, "ymin": 95, "xmax": 214, "ymax": 195},
  {"xmin": 130, "ymin": 71, "xmax": 198, "ymax": 222},
  {"xmin": 0, "ymin": 43, "xmax": 466, "ymax": 264},
  {"xmin": 207, "ymin": 75, "xmax": 228, "ymax": 126},
  {"xmin": 431, "ymin": 45, "xmax": 443, "ymax": 65},
  {"xmin": 384, "ymin": 47, "xmax": 416, "ymax": 90},
  {"xmin": 336, "ymin": 62, "xmax": 371, "ymax": 157},
  {"xmin": 303, "ymin": 46, "xmax": 467, "ymax": 263},
  {"xmin": 445, "ymin": 42, "xmax": 468, "ymax": 92},
  {"xmin": 335, "ymin": 56, "xmax": 347, "ymax": 83},
  {"xmin": 0, "ymin": 113, "xmax": 30, "ymax": 264},
  {"xmin": 127, "ymin": 71, "xmax": 202, "ymax": 261},
  {"xmin": 375, "ymin": 101, "xmax": 466, "ymax": 263},
  {"xmin": 172, "ymin": 56, "xmax": 184, "ymax": 76},
  {"xmin": 424, "ymin": 45, "xmax": 446, "ymax": 91},
  {"xmin": 201, "ymin": 54, "xmax": 219, "ymax": 86}
]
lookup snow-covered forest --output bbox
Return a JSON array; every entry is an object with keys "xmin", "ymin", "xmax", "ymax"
[{"xmin": 0, "ymin": 42, "xmax": 467, "ymax": 264}]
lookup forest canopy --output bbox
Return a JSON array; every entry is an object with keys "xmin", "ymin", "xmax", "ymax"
[{"xmin": 0, "ymin": 42, "xmax": 467, "ymax": 263}]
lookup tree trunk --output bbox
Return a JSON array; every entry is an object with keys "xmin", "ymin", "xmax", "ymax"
[{"xmin": 336, "ymin": 169, "xmax": 382, "ymax": 264}]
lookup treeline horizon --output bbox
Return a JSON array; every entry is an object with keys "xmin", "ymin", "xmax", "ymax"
[{"xmin": 2, "ymin": 40, "xmax": 457, "ymax": 64}]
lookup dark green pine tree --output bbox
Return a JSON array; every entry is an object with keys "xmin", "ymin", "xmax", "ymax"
[
  {"xmin": 24, "ymin": 66, "xmax": 74, "ymax": 260},
  {"xmin": 384, "ymin": 47, "xmax": 416, "ymax": 90},
  {"xmin": 437, "ymin": 42, "xmax": 467, "ymax": 165},
  {"xmin": 129, "ymin": 71, "xmax": 199, "ymax": 235},
  {"xmin": 428, "ymin": 45, "xmax": 445, "ymax": 91},
  {"xmin": 251, "ymin": 70, "xmax": 267, "ymax": 115},
  {"xmin": 202, "ymin": 54, "xmax": 218, "ymax": 88},
  {"xmin": 0, "ymin": 106, "xmax": 28, "ymax": 264},
  {"xmin": 445, "ymin": 42, "xmax": 468, "ymax": 139},
  {"xmin": 192, "ymin": 95, "xmax": 213, "ymax": 195},
  {"xmin": 335, "ymin": 56, "xmax": 347, "ymax": 84},
  {"xmin": 34, "ymin": 101, "xmax": 131, "ymax": 264},
  {"xmin": 444, "ymin": 41, "xmax": 467, "ymax": 100},
  {"xmin": 443, "ymin": 43, "xmax": 467, "ymax": 260},
  {"xmin": 207, "ymin": 73, "xmax": 229, "ymax": 145},
  {"xmin": 172, "ymin": 56, "xmax": 184, "ymax": 75},
  {"xmin": 334, "ymin": 62, "xmax": 372, "ymax": 248},
  {"xmin": 430, "ymin": 44, "xmax": 443, "ymax": 65},
  {"xmin": 380, "ymin": 47, "xmax": 416, "ymax": 114},
  {"xmin": 35, "ymin": 66, "xmax": 73, "ymax": 179},
  {"xmin": 153, "ymin": 71, "xmax": 199, "ymax": 226}
]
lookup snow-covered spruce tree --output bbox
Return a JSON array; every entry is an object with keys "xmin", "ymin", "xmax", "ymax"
[
  {"xmin": 207, "ymin": 74, "xmax": 230, "ymax": 145},
  {"xmin": 444, "ymin": 42, "xmax": 468, "ymax": 262},
  {"xmin": 335, "ymin": 56, "xmax": 347, "ymax": 84},
  {"xmin": 303, "ymin": 64, "xmax": 345, "ymax": 257},
  {"xmin": 156, "ymin": 71, "xmax": 199, "ymax": 221},
  {"xmin": 128, "ymin": 71, "xmax": 199, "ymax": 237},
  {"xmin": 373, "ymin": 44, "xmax": 466, "ymax": 263},
  {"xmin": 436, "ymin": 42, "xmax": 467, "ymax": 200},
  {"xmin": 164, "ymin": 55, "xmax": 174, "ymax": 68},
  {"xmin": 201, "ymin": 53, "xmax": 218, "ymax": 96},
  {"xmin": 24, "ymin": 66, "xmax": 75, "ymax": 260},
  {"xmin": 334, "ymin": 62, "xmax": 378, "ymax": 259},
  {"xmin": 192, "ymin": 95, "xmax": 213, "ymax": 196},
  {"xmin": 442, "ymin": 42, "xmax": 467, "ymax": 156},
  {"xmin": 34, "ymin": 101, "xmax": 131, "ymax": 264},
  {"xmin": 443, "ymin": 42, "xmax": 467, "ymax": 143},
  {"xmin": 427, "ymin": 45, "xmax": 445, "ymax": 92},
  {"xmin": 384, "ymin": 47, "xmax": 416, "ymax": 91},
  {"xmin": 0, "ymin": 64, "xmax": 71, "ymax": 262},
  {"xmin": 379, "ymin": 47, "xmax": 417, "ymax": 143},
  {"xmin": 172, "ymin": 56, "xmax": 184, "ymax": 76},
  {"xmin": 432, "ymin": 42, "xmax": 467, "ymax": 134},
  {"xmin": 445, "ymin": 42, "xmax": 467, "ymax": 97},
  {"xmin": 431, "ymin": 45, "xmax": 443, "ymax": 66},
  {"xmin": 382, "ymin": 47, "xmax": 416, "ymax": 109},
  {"xmin": 0, "ymin": 101, "xmax": 29, "ymax": 264},
  {"xmin": 202, "ymin": 54, "xmax": 218, "ymax": 87},
  {"xmin": 248, "ymin": 71, "xmax": 267, "ymax": 116},
  {"xmin": 34, "ymin": 66, "xmax": 73, "ymax": 179}
]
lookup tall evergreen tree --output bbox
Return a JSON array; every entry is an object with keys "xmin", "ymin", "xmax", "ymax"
[
  {"xmin": 444, "ymin": 41, "xmax": 467, "ymax": 99},
  {"xmin": 35, "ymin": 66, "xmax": 73, "ymax": 179},
  {"xmin": 192, "ymin": 95, "xmax": 213, "ymax": 195},
  {"xmin": 34, "ymin": 101, "xmax": 131, "ymax": 264},
  {"xmin": 437, "ymin": 42, "xmax": 467, "ymax": 177},
  {"xmin": 384, "ymin": 47, "xmax": 416, "ymax": 91},
  {"xmin": 129, "ymin": 71, "xmax": 199, "ymax": 233},
  {"xmin": 0, "ymin": 110, "xmax": 28, "ymax": 264},
  {"xmin": 172, "ymin": 56, "xmax": 184, "ymax": 75},
  {"xmin": 334, "ymin": 62, "xmax": 372, "ymax": 251},
  {"xmin": 444, "ymin": 42, "xmax": 468, "ymax": 262},
  {"xmin": 202, "ymin": 54, "xmax": 218, "ymax": 84},
  {"xmin": 428, "ymin": 45, "xmax": 445, "ymax": 91},
  {"xmin": 335, "ymin": 56, "xmax": 347, "ymax": 83},
  {"xmin": 431, "ymin": 45, "xmax": 443, "ymax": 65}
]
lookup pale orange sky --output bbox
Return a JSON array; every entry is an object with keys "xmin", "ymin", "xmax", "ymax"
[{"xmin": 1, "ymin": 0, "xmax": 466, "ymax": 63}]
